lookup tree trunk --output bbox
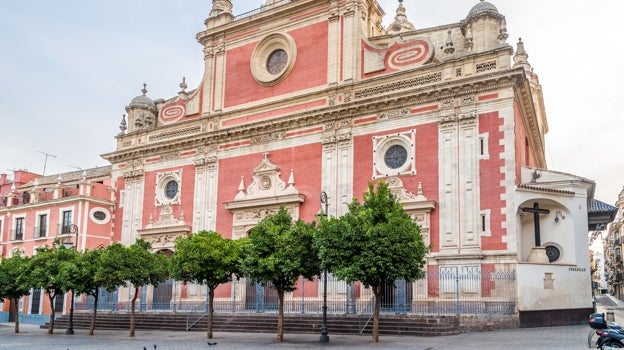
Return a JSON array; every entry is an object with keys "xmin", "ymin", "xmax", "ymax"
[
  {"xmin": 276, "ymin": 289, "xmax": 285, "ymax": 342},
  {"xmin": 130, "ymin": 286, "xmax": 138, "ymax": 337},
  {"xmin": 207, "ymin": 286, "xmax": 215, "ymax": 339},
  {"xmin": 47, "ymin": 292, "xmax": 55, "ymax": 334},
  {"xmin": 13, "ymin": 298, "xmax": 20, "ymax": 334},
  {"xmin": 372, "ymin": 287, "xmax": 383, "ymax": 343},
  {"xmin": 89, "ymin": 289, "xmax": 99, "ymax": 336}
]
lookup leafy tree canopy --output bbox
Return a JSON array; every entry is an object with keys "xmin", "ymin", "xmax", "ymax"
[
  {"xmin": 242, "ymin": 207, "xmax": 320, "ymax": 293},
  {"xmin": 0, "ymin": 252, "xmax": 31, "ymax": 301},
  {"xmin": 316, "ymin": 181, "xmax": 429, "ymax": 289},
  {"xmin": 170, "ymin": 231, "xmax": 242, "ymax": 289}
]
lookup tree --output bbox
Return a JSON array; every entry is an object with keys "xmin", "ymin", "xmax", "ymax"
[
  {"xmin": 98, "ymin": 239, "xmax": 169, "ymax": 337},
  {"xmin": 27, "ymin": 245, "xmax": 80, "ymax": 334},
  {"xmin": 170, "ymin": 231, "xmax": 243, "ymax": 339},
  {"xmin": 73, "ymin": 248, "xmax": 106, "ymax": 335},
  {"xmin": 315, "ymin": 181, "xmax": 429, "ymax": 343},
  {"xmin": 241, "ymin": 207, "xmax": 320, "ymax": 341},
  {"xmin": 0, "ymin": 252, "xmax": 31, "ymax": 333}
]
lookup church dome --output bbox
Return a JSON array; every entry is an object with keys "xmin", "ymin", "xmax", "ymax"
[
  {"xmin": 467, "ymin": 0, "xmax": 499, "ymax": 19},
  {"xmin": 128, "ymin": 84, "xmax": 156, "ymax": 111}
]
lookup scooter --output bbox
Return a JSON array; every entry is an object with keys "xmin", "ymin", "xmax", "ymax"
[{"xmin": 589, "ymin": 313, "xmax": 624, "ymax": 349}]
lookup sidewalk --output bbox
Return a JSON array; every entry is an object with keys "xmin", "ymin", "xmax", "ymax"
[
  {"xmin": 0, "ymin": 322, "xmax": 591, "ymax": 349},
  {"xmin": 595, "ymin": 294, "xmax": 624, "ymax": 324}
]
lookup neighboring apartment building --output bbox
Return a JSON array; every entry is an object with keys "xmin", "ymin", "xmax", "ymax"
[
  {"xmin": 0, "ymin": 167, "xmax": 114, "ymax": 322},
  {"xmin": 94, "ymin": 0, "xmax": 598, "ymax": 327},
  {"xmin": 604, "ymin": 188, "xmax": 624, "ymax": 298}
]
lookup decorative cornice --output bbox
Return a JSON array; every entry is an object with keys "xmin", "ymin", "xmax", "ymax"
[{"xmin": 104, "ymin": 68, "xmax": 524, "ymax": 165}]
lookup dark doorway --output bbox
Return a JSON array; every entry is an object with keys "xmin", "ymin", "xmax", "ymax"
[
  {"xmin": 153, "ymin": 279, "xmax": 173, "ymax": 310},
  {"xmin": 54, "ymin": 292, "xmax": 65, "ymax": 312},
  {"xmin": 30, "ymin": 289, "xmax": 42, "ymax": 314},
  {"xmin": 245, "ymin": 280, "xmax": 278, "ymax": 311},
  {"xmin": 380, "ymin": 281, "xmax": 413, "ymax": 312},
  {"xmin": 8, "ymin": 299, "xmax": 17, "ymax": 322}
]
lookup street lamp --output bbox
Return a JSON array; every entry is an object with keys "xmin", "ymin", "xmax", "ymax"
[
  {"xmin": 62, "ymin": 224, "xmax": 79, "ymax": 335},
  {"xmin": 317, "ymin": 191, "xmax": 330, "ymax": 343}
]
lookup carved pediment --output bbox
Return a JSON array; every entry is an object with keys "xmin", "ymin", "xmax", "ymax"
[
  {"xmin": 387, "ymin": 177, "xmax": 436, "ymax": 211},
  {"xmin": 228, "ymin": 155, "xmax": 304, "ymax": 205},
  {"xmin": 137, "ymin": 205, "xmax": 191, "ymax": 251},
  {"xmin": 224, "ymin": 155, "xmax": 306, "ymax": 239}
]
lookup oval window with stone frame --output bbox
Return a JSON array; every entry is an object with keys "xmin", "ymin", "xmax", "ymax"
[{"xmin": 165, "ymin": 180, "xmax": 179, "ymax": 200}]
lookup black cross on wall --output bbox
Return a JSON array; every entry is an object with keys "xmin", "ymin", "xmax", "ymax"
[{"xmin": 521, "ymin": 202, "xmax": 550, "ymax": 247}]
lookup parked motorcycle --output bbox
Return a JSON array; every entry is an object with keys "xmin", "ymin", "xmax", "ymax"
[{"xmin": 590, "ymin": 312, "xmax": 624, "ymax": 349}]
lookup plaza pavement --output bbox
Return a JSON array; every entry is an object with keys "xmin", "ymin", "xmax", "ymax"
[
  {"xmin": 6, "ymin": 295, "xmax": 624, "ymax": 350},
  {"xmin": 0, "ymin": 322, "xmax": 593, "ymax": 349}
]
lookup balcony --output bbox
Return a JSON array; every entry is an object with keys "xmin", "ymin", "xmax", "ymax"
[
  {"xmin": 58, "ymin": 224, "xmax": 76, "ymax": 236},
  {"xmin": 34, "ymin": 225, "xmax": 47, "ymax": 238},
  {"xmin": 11, "ymin": 229, "xmax": 24, "ymax": 241}
]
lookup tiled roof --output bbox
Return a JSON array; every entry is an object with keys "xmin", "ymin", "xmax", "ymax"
[
  {"xmin": 20, "ymin": 166, "xmax": 112, "ymax": 188},
  {"xmin": 589, "ymin": 199, "xmax": 618, "ymax": 214},
  {"xmin": 516, "ymin": 184, "xmax": 575, "ymax": 195}
]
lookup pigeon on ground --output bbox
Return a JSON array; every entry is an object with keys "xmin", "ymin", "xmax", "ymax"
[{"xmin": 207, "ymin": 341, "xmax": 218, "ymax": 346}]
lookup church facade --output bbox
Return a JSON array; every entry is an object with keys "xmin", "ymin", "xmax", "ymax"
[
  {"xmin": 104, "ymin": 0, "xmax": 594, "ymax": 324},
  {"xmin": 90, "ymin": 0, "xmax": 592, "ymax": 326}
]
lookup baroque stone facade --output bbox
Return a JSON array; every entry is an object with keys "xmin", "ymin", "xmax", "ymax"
[{"xmin": 98, "ymin": 0, "xmax": 596, "ymax": 326}]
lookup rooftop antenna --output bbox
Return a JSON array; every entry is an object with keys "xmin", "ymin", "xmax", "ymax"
[{"xmin": 37, "ymin": 151, "xmax": 57, "ymax": 176}]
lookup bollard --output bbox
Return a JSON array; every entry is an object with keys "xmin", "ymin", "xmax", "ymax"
[{"xmin": 607, "ymin": 311, "xmax": 615, "ymax": 322}]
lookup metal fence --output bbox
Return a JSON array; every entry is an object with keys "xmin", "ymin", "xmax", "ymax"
[{"xmin": 75, "ymin": 270, "xmax": 516, "ymax": 317}]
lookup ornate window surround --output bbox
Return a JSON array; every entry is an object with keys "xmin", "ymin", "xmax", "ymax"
[
  {"xmin": 155, "ymin": 169, "xmax": 182, "ymax": 206},
  {"xmin": 224, "ymin": 156, "xmax": 305, "ymax": 240},
  {"xmin": 251, "ymin": 33, "xmax": 297, "ymax": 86},
  {"xmin": 372, "ymin": 130, "xmax": 416, "ymax": 179}
]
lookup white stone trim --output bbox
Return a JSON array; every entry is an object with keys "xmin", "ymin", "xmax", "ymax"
[
  {"xmin": 155, "ymin": 169, "xmax": 182, "ymax": 206},
  {"xmin": 251, "ymin": 33, "xmax": 297, "ymax": 86},
  {"xmin": 372, "ymin": 130, "xmax": 415, "ymax": 179}
]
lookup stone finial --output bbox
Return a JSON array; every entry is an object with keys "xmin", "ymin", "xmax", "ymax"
[
  {"xmin": 288, "ymin": 169, "xmax": 295, "ymax": 187},
  {"xmin": 513, "ymin": 38, "xmax": 531, "ymax": 70},
  {"xmin": 119, "ymin": 114, "xmax": 127, "ymax": 135},
  {"xmin": 386, "ymin": 0, "xmax": 415, "ymax": 34},
  {"xmin": 444, "ymin": 30, "xmax": 455, "ymax": 55},
  {"xmin": 178, "ymin": 77, "xmax": 188, "ymax": 94},
  {"xmin": 141, "ymin": 83, "xmax": 148, "ymax": 95},
  {"xmin": 209, "ymin": 0, "xmax": 233, "ymax": 17},
  {"xmin": 498, "ymin": 18, "xmax": 509, "ymax": 42}
]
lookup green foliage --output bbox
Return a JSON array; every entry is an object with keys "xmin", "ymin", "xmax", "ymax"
[
  {"xmin": 315, "ymin": 181, "xmax": 429, "ymax": 342},
  {"xmin": 0, "ymin": 252, "xmax": 31, "ymax": 301},
  {"xmin": 241, "ymin": 207, "xmax": 320, "ymax": 293},
  {"xmin": 316, "ymin": 180, "xmax": 429, "ymax": 289},
  {"xmin": 26, "ymin": 244, "xmax": 80, "ymax": 334},
  {"xmin": 170, "ymin": 231, "xmax": 241, "ymax": 289},
  {"xmin": 95, "ymin": 242, "xmax": 132, "ymax": 291},
  {"xmin": 96, "ymin": 239, "xmax": 169, "ymax": 290},
  {"xmin": 73, "ymin": 249, "xmax": 104, "ymax": 296},
  {"xmin": 28, "ymin": 245, "xmax": 80, "ymax": 297}
]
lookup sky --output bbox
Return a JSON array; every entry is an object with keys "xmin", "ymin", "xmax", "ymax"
[{"xmin": 0, "ymin": 0, "xmax": 622, "ymax": 204}]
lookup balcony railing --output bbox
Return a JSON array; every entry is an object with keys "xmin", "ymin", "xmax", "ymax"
[
  {"xmin": 11, "ymin": 229, "xmax": 24, "ymax": 241},
  {"xmin": 58, "ymin": 224, "xmax": 75, "ymax": 236},
  {"xmin": 34, "ymin": 225, "xmax": 47, "ymax": 238},
  {"xmin": 233, "ymin": 0, "xmax": 293, "ymax": 21}
]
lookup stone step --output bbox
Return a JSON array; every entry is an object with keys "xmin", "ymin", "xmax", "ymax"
[{"xmin": 49, "ymin": 312, "xmax": 461, "ymax": 336}]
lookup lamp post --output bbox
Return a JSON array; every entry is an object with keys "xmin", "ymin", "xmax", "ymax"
[
  {"xmin": 317, "ymin": 191, "xmax": 329, "ymax": 343},
  {"xmin": 62, "ymin": 224, "xmax": 79, "ymax": 335}
]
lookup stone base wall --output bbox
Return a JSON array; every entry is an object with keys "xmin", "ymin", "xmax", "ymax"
[
  {"xmin": 459, "ymin": 315, "xmax": 519, "ymax": 332},
  {"xmin": 519, "ymin": 308, "xmax": 593, "ymax": 328}
]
